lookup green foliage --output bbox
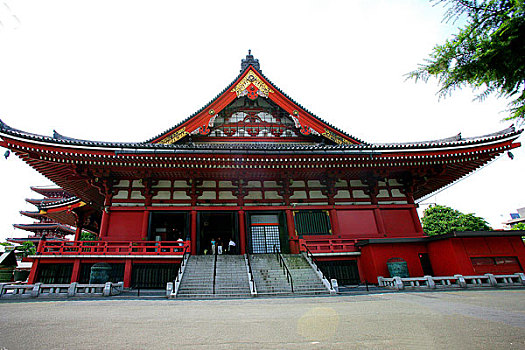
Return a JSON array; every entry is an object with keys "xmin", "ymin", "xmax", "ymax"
[
  {"xmin": 18, "ymin": 241, "xmax": 36, "ymax": 257},
  {"xmin": 80, "ymin": 231, "xmax": 98, "ymax": 241},
  {"xmin": 511, "ymin": 222, "xmax": 525, "ymax": 230},
  {"xmin": 409, "ymin": 0, "xmax": 525, "ymax": 120},
  {"xmin": 422, "ymin": 204, "xmax": 491, "ymax": 235}
]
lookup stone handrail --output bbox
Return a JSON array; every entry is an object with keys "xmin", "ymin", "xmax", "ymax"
[
  {"xmin": 378, "ymin": 273, "xmax": 525, "ymax": 290},
  {"xmin": 168, "ymin": 249, "xmax": 191, "ymax": 298},
  {"xmin": 0, "ymin": 281, "xmax": 124, "ymax": 298}
]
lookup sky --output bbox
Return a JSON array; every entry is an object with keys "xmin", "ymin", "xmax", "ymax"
[{"xmin": 0, "ymin": 0, "xmax": 523, "ymax": 242}]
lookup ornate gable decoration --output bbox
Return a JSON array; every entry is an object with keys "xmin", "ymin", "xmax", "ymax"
[
  {"xmin": 231, "ymin": 70, "xmax": 274, "ymax": 100},
  {"xmin": 150, "ymin": 54, "xmax": 361, "ymax": 146}
]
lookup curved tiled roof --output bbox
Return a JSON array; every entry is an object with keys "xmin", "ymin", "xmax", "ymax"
[
  {"xmin": 1, "ymin": 118, "xmax": 521, "ymax": 153},
  {"xmin": 144, "ymin": 62, "xmax": 367, "ymax": 145}
]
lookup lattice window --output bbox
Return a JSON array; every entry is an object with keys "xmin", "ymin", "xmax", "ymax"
[
  {"xmin": 294, "ymin": 210, "xmax": 332, "ymax": 236},
  {"xmin": 250, "ymin": 214, "xmax": 281, "ymax": 253},
  {"xmin": 209, "ymin": 110, "xmax": 299, "ymax": 138}
]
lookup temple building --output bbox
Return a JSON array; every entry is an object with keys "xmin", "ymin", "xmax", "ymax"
[{"xmin": 1, "ymin": 53, "xmax": 524, "ymax": 289}]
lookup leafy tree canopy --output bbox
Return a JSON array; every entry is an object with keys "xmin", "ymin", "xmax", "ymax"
[
  {"xmin": 80, "ymin": 231, "xmax": 98, "ymax": 241},
  {"xmin": 422, "ymin": 204, "xmax": 491, "ymax": 235},
  {"xmin": 511, "ymin": 222, "xmax": 525, "ymax": 230},
  {"xmin": 18, "ymin": 241, "xmax": 36, "ymax": 257},
  {"xmin": 409, "ymin": 0, "xmax": 525, "ymax": 120}
]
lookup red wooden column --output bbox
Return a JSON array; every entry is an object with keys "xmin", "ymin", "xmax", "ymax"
[
  {"xmin": 410, "ymin": 206, "xmax": 424, "ymax": 234},
  {"xmin": 27, "ymin": 259, "xmax": 39, "ymax": 284},
  {"xmin": 70, "ymin": 259, "xmax": 81, "ymax": 283},
  {"xmin": 329, "ymin": 209, "xmax": 340, "ymax": 236},
  {"xmin": 99, "ymin": 194, "xmax": 113, "ymax": 239},
  {"xmin": 99, "ymin": 211, "xmax": 110, "ymax": 238},
  {"xmin": 238, "ymin": 210, "xmax": 246, "ymax": 254},
  {"xmin": 191, "ymin": 210, "xmax": 197, "ymax": 255},
  {"xmin": 285, "ymin": 209, "xmax": 299, "ymax": 253},
  {"xmin": 123, "ymin": 259, "xmax": 132, "ymax": 288},
  {"xmin": 373, "ymin": 208, "xmax": 387, "ymax": 237},
  {"xmin": 141, "ymin": 210, "xmax": 150, "ymax": 240},
  {"xmin": 74, "ymin": 227, "xmax": 82, "ymax": 241}
]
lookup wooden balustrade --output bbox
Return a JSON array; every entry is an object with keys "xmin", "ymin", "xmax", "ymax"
[
  {"xmin": 299, "ymin": 238, "xmax": 358, "ymax": 254},
  {"xmin": 36, "ymin": 240, "xmax": 189, "ymax": 256}
]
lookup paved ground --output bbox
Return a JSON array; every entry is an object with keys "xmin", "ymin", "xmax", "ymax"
[{"xmin": 1, "ymin": 289, "xmax": 524, "ymax": 349}]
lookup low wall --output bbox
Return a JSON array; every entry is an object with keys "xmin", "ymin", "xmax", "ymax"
[
  {"xmin": 378, "ymin": 273, "xmax": 525, "ymax": 290},
  {"xmin": 0, "ymin": 281, "xmax": 124, "ymax": 298}
]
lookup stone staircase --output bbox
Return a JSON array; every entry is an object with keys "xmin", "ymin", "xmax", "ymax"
[
  {"xmin": 282, "ymin": 254, "xmax": 330, "ymax": 295},
  {"xmin": 249, "ymin": 254, "xmax": 293, "ymax": 296},
  {"xmin": 176, "ymin": 253, "xmax": 330, "ymax": 298},
  {"xmin": 176, "ymin": 255, "xmax": 215, "ymax": 298},
  {"xmin": 176, "ymin": 255, "xmax": 251, "ymax": 298},
  {"xmin": 214, "ymin": 255, "xmax": 251, "ymax": 297}
]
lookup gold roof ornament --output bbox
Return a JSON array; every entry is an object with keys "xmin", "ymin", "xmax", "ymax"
[{"xmin": 232, "ymin": 69, "xmax": 274, "ymax": 98}]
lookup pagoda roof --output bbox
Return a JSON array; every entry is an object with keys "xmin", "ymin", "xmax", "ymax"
[
  {"xmin": 25, "ymin": 198, "xmax": 65, "ymax": 206},
  {"xmin": 7, "ymin": 237, "xmax": 68, "ymax": 243},
  {"xmin": 20, "ymin": 210, "xmax": 45, "ymax": 218},
  {"xmin": 13, "ymin": 222, "xmax": 76, "ymax": 235},
  {"xmin": 30, "ymin": 186, "xmax": 72, "ymax": 198}
]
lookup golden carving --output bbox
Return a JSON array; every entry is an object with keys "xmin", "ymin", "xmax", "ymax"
[
  {"xmin": 322, "ymin": 128, "xmax": 352, "ymax": 145},
  {"xmin": 158, "ymin": 127, "xmax": 189, "ymax": 144},
  {"xmin": 209, "ymin": 109, "xmax": 215, "ymax": 115},
  {"xmin": 232, "ymin": 70, "xmax": 274, "ymax": 98}
]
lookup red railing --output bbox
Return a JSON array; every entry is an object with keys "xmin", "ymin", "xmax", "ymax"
[
  {"xmin": 299, "ymin": 238, "xmax": 358, "ymax": 254},
  {"xmin": 37, "ymin": 240, "xmax": 189, "ymax": 256}
]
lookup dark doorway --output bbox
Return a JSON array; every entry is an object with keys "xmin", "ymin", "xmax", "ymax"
[
  {"xmin": 419, "ymin": 253, "xmax": 434, "ymax": 276},
  {"xmin": 316, "ymin": 260, "xmax": 360, "ymax": 285},
  {"xmin": 36, "ymin": 264, "xmax": 73, "ymax": 284},
  {"xmin": 148, "ymin": 212, "xmax": 189, "ymax": 241},
  {"xmin": 198, "ymin": 212, "xmax": 238, "ymax": 254},
  {"xmin": 131, "ymin": 263, "xmax": 179, "ymax": 289},
  {"xmin": 79, "ymin": 263, "xmax": 125, "ymax": 284}
]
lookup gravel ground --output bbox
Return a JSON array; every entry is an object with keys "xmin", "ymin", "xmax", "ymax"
[{"xmin": 1, "ymin": 289, "xmax": 524, "ymax": 349}]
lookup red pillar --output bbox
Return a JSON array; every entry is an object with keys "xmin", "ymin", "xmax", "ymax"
[
  {"xmin": 410, "ymin": 206, "xmax": 424, "ymax": 234},
  {"xmin": 100, "ymin": 194, "xmax": 112, "ymax": 239},
  {"xmin": 27, "ymin": 259, "xmax": 39, "ymax": 284},
  {"xmin": 124, "ymin": 259, "xmax": 132, "ymax": 288},
  {"xmin": 374, "ymin": 208, "xmax": 387, "ymax": 237},
  {"xmin": 100, "ymin": 210, "xmax": 110, "ymax": 239},
  {"xmin": 141, "ymin": 210, "xmax": 150, "ymax": 240},
  {"xmin": 238, "ymin": 210, "xmax": 246, "ymax": 254},
  {"xmin": 74, "ymin": 226, "xmax": 82, "ymax": 241},
  {"xmin": 286, "ymin": 209, "xmax": 299, "ymax": 254},
  {"xmin": 70, "ymin": 259, "xmax": 81, "ymax": 283},
  {"xmin": 329, "ymin": 209, "xmax": 340, "ymax": 236},
  {"xmin": 191, "ymin": 210, "xmax": 197, "ymax": 255}
]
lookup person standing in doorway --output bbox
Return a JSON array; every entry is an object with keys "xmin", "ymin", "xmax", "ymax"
[
  {"xmin": 211, "ymin": 238, "xmax": 216, "ymax": 255},
  {"xmin": 228, "ymin": 238, "xmax": 236, "ymax": 254},
  {"xmin": 217, "ymin": 237, "xmax": 223, "ymax": 255}
]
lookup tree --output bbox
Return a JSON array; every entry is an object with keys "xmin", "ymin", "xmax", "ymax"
[
  {"xmin": 511, "ymin": 222, "xmax": 525, "ymax": 230},
  {"xmin": 421, "ymin": 204, "xmax": 491, "ymax": 235},
  {"xmin": 17, "ymin": 241, "xmax": 36, "ymax": 257},
  {"xmin": 409, "ymin": 0, "xmax": 525, "ymax": 120},
  {"xmin": 80, "ymin": 231, "xmax": 98, "ymax": 241}
]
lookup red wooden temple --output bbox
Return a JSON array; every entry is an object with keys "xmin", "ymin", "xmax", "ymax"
[{"xmin": 1, "ymin": 52, "xmax": 524, "ymax": 288}]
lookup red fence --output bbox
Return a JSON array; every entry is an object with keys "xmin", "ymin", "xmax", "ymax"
[
  {"xmin": 300, "ymin": 238, "xmax": 358, "ymax": 254},
  {"xmin": 37, "ymin": 240, "xmax": 189, "ymax": 256}
]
